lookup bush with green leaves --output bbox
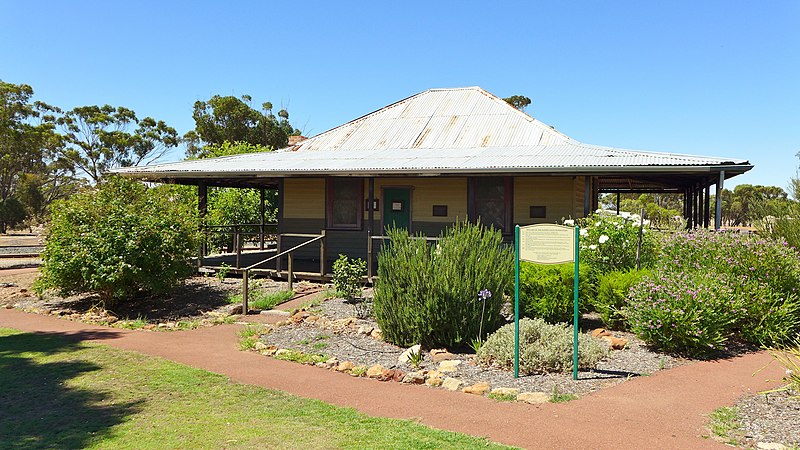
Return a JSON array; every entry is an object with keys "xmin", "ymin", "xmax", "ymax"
[
  {"xmin": 332, "ymin": 254, "xmax": 366, "ymax": 301},
  {"xmin": 518, "ymin": 262, "xmax": 593, "ymax": 324},
  {"xmin": 658, "ymin": 229, "xmax": 800, "ymax": 347},
  {"xmin": 593, "ymin": 268, "xmax": 652, "ymax": 330},
  {"xmin": 476, "ymin": 318, "xmax": 608, "ymax": 374},
  {"xmin": 575, "ymin": 212, "xmax": 659, "ymax": 274},
  {"xmin": 35, "ymin": 177, "xmax": 200, "ymax": 307},
  {"xmin": 626, "ymin": 271, "xmax": 744, "ymax": 357},
  {"xmin": 373, "ymin": 220, "xmax": 513, "ymax": 348}
]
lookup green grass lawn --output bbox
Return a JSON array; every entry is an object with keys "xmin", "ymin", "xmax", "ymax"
[{"xmin": 0, "ymin": 328, "xmax": 512, "ymax": 449}]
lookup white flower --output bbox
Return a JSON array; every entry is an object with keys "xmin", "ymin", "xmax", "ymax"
[
  {"xmin": 643, "ymin": 219, "xmax": 651, "ymax": 226},
  {"xmin": 595, "ymin": 221, "xmax": 601, "ymax": 227},
  {"xmin": 620, "ymin": 212, "xmax": 630, "ymax": 219},
  {"xmin": 589, "ymin": 244, "xmax": 597, "ymax": 250},
  {"xmin": 563, "ymin": 219, "xmax": 575, "ymax": 226},
  {"xmin": 598, "ymin": 235, "xmax": 609, "ymax": 244},
  {"xmin": 580, "ymin": 228, "xmax": 588, "ymax": 237}
]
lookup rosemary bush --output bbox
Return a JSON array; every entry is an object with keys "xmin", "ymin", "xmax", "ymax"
[{"xmin": 373, "ymin": 221, "xmax": 513, "ymax": 348}]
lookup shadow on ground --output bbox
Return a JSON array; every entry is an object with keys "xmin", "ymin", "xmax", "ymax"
[{"xmin": 0, "ymin": 331, "xmax": 141, "ymax": 448}]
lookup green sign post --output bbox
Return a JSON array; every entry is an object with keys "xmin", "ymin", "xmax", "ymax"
[{"xmin": 514, "ymin": 224, "xmax": 580, "ymax": 380}]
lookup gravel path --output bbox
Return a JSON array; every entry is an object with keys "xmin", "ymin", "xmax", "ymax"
[
  {"xmin": 736, "ymin": 390, "xmax": 800, "ymax": 447},
  {"xmin": 263, "ymin": 296, "xmax": 690, "ymax": 395}
]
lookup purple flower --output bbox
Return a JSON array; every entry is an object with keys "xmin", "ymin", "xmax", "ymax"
[{"xmin": 478, "ymin": 289, "xmax": 492, "ymax": 301}]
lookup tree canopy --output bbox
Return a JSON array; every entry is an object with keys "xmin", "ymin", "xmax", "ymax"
[
  {"xmin": 503, "ymin": 95, "xmax": 532, "ymax": 111},
  {"xmin": 185, "ymin": 94, "xmax": 298, "ymax": 157},
  {"xmin": 57, "ymin": 105, "xmax": 179, "ymax": 183}
]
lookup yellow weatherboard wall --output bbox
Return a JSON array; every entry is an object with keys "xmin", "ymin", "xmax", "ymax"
[
  {"xmin": 370, "ymin": 177, "xmax": 468, "ymax": 223},
  {"xmin": 514, "ymin": 176, "xmax": 577, "ymax": 225},
  {"xmin": 283, "ymin": 178, "xmax": 326, "ymax": 219}
]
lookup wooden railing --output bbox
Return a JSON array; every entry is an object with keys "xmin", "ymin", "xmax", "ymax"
[
  {"xmin": 239, "ymin": 231, "xmax": 326, "ymax": 314},
  {"xmin": 366, "ymin": 231, "xmax": 440, "ymax": 279}
]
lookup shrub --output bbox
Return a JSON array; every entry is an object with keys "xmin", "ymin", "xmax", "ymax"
[
  {"xmin": 476, "ymin": 318, "xmax": 608, "ymax": 374},
  {"xmin": 656, "ymin": 229, "xmax": 800, "ymax": 347},
  {"xmin": 35, "ymin": 177, "xmax": 200, "ymax": 307},
  {"xmin": 518, "ymin": 262, "xmax": 593, "ymax": 324},
  {"xmin": 373, "ymin": 220, "xmax": 513, "ymax": 348},
  {"xmin": 576, "ymin": 212, "xmax": 660, "ymax": 274},
  {"xmin": 332, "ymin": 254, "xmax": 366, "ymax": 301},
  {"xmin": 626, "ymin": 271, "xmax": 744, "ymax": 357},
  {"xmin": 660, "ymin": 229, "xmax": 800, "ymax": 296},
  {"xmin": 593, "ymin": 269, "xmax": 652, "ymax": 330}
]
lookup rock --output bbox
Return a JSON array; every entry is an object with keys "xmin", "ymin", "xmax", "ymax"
[
  {"xmin": 357, "ymin": 325, "xmax": 374, "ymax": 335},
  {"xmin": 427, "ymin": 370, "xmax": 443, "ymax": 379},
  {"xmin": 261, "ymin": 346, "xmax": 278, "ymax": 356},
  {"xmin": 143, "ymin": 324, "xmax": 156, "ymax": 330},
  {"xmin": 462, "ymin": 382, "xmax": 491, "ymax": 396},
  {"xmin": 591, "ymin": 328, "xmax": 613, "ymax": 338},
  {"xmin": 491, "ymin": 387, "xmax": 520, "ymax": 397},
  {"xmin": 425, "ymin": 377, "xmax": 443, "ymax": 387},
  {"xmin": 291, "ymin": 311, "xmax": 310, "ymax": 323},
  {"xmin": 366, "ymin": 364, "xmax": 386, "ymax": 378},
  {"xmin": 336, "ymin": 361, "xmax": 354, "ymax": 372},
  {"xmin": 275, "ymin": 320, "xmax": 288, "ymax": 327},
  {"xmin": 325, "ymin": 357, "xmax": 339, "ymax": 367},
  {"xmin": 437, "ymin": 360, "xmax": 462, "ymax": 373},
  {"xmin": 4, "ymin": 304, "xmax": 13, "ymax": 309},
  {"xmin": 430, "ymin": 349, "xmax": 457, "ymax": 362},
  {"xmin": 392, "ymin": 370, "xmax": 406, "ymax": 382},
  {"xmin": 757, "ymin": 443, "xmax": 787, "ymax": 450},
  {"xmin": 370, "ymin": 329, "xmax": 383, "ymax": 340},
  {"xmin": 229, "ymin": 305, "xmax": 243, "ymax": 315},
  {"xmin": 441, "ymin": 377, "xmax": 463, "ymax": 391},
  {"xmin": 275, "ymin": 348, "xmax": 291, "ymax": 357},
  {"xmin": 304, "ymin": 315, "xmax": 319, "ymax": 323},
  {"xmin": 517, "ymin": 392, "xmax": 550, "ymax": 404},
  {"xmin": 378, "ymin": 369, "xmax": 396, "ymax": 381},
  {"xmin": 401, "ymin": 371, "xmax": 426, "ymax": 384},
  {"xmin": 253, "ymin": 342, "xmax": 268, "ymax": 351},
  {"xmin": 756, "ymin": 443, "xmax": 787, "ymax": 450},
  {"xmin": 350, "ymin": 366, "xmax": 367, "ymax": 377},
  {"xmin": 260, "ymin": 309, "xmax": 290, "ymax": 316},
  {"xmin": 330, "ymin": 317, "xmax": 356, "ymax": 332},
  {"xmin": 398, "ymin": 344, "xmax": 422, "ymax": 364},
  {"xmin": 601, "ymin": 336, "xmax": 629, "ymax": 350}
]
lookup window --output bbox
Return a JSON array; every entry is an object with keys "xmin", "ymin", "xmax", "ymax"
[
  {"xmin": 530, "ymin": 206, "xmax": 547, "ymax": 218},
  {"xmin": 469, "ymin": 177, "xmax": 512, "ymax": 232},
  {"xmin": 327, "ymin": 178, "xmax": 363, "ymax": 229},
  {"xmin": 432, "ymin": 205, "xmax": 448, "ymax": 217}
]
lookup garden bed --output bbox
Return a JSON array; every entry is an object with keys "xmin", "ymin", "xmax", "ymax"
[
  {"xmin": 0, "ymin": 272, "xmax": 302, "ymax": 331},
  {"xmin": 255, "ymin": 295, "xmax": 692, "ymax": 399}
]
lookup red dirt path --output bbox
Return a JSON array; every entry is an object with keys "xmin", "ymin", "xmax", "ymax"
[{"xmin": 0, "ymin": 308, "xmax": 784, "ymax": 449}]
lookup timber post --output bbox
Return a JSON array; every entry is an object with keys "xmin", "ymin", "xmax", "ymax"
[
  {"xmin": 234, "ymin": 227, "xmax": 241, "ymax": 269},
  {"xmin": 367, "ymin": 231, "xmax": 373, "ymax": 280},
  {"xmin": 276, "ymin": 234, "xmax": 282, "ymax": 273},
  {"xmin": 319, "ymin": 229, "xmax": 326, "ymax": 276},
  {"xmin": 287, "ymin": 253, "xmax": 294, "ymax": 291},
  {"xmin": 242, "ymin": 269, "xmax": 249, "ymax": 315}
]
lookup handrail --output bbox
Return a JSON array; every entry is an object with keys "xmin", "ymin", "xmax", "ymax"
[
  {"xmin": 244, "ymin": 234, "xmax": 324, "ymax": 270},
  {"xmin": 370, "ymin": 235, "xmax": 441, "ymax": 241},
  {"xmin": 240, "ymin": 231, "xmax": 326, "ymax": 315}
]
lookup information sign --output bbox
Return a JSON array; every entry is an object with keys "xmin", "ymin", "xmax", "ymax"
[{"xmin": 519, "ymin": 224, "xmax": 575, "ymax": 264}]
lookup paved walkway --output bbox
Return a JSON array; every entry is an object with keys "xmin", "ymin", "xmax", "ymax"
[{"xmin": 0, "ymin": 308, "xmax": 785, "ymax": 449}]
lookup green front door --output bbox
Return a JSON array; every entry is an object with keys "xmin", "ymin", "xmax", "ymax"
[{"xmin": 383, "ymin": 188, "xmax": 411, "ymax": 230}]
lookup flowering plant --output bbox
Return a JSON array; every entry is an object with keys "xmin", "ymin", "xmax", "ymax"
[
  {"xmin": 572, "ymin": 211, "xmax": 659, "ymax": 274},
  {"xmin": 626, "ymin": 271, "xmax": 745, "ymax": 357}
]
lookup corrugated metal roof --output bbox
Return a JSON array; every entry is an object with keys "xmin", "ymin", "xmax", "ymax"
[
  {"xmin": 114, "ymin": 144, "xmax": 750, "ymax": 178},
  {"xmin": 113, "ymin": 86, "xmax": 752, "ymax": 179}
]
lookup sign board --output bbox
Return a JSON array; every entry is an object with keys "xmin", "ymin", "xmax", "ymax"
[
  {"xmin": 518, "ymin": 224, "xmax": 575, "ymax": 264},
  {"xmin": 514, "ymin": 224, "xmax": 580, "ymax": 381}
]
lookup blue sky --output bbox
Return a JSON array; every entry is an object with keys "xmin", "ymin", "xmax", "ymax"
[{"xmin": 2, "ymin": 1, "xmax": 798, "ymax": 189}]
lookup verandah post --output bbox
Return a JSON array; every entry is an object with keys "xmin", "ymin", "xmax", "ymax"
[
  {"xmin": 573, "ymin": 225, "xmax": 580, "ymax": 381},
  {"xmin": 514, "ymin": 225, "xmax": 520, "ymax": 378}
]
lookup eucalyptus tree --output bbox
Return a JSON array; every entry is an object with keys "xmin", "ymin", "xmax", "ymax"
[{"xmin": 57, "ymin": 105, "xmax": 179, "ymax": 183}]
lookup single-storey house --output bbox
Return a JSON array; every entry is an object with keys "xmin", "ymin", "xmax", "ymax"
[{"xmin": 116, "ymin": 87, "xmax": 752, "ymax": 278}]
